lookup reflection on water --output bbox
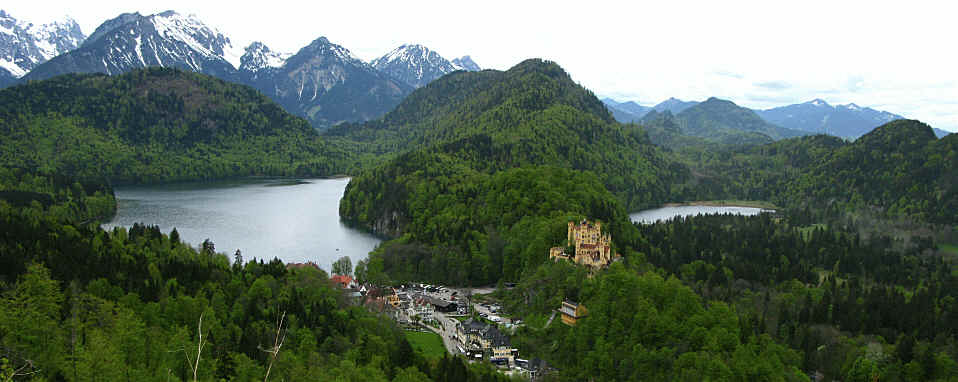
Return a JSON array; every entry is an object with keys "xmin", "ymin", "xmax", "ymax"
[{"xmin": 103, "ymin": 178, "xmax": 381, "ymax": 270}]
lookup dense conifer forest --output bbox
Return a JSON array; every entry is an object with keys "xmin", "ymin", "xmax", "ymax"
[
  {"xmin": 0, "ymin": 178, "xmax": 520, "ymax": 381},
  {"xmin": 0, "ymin": 68, "xmax": 351, "ymax": 184}
]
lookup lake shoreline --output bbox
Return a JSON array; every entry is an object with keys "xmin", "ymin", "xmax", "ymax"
[
  {"xmin": 630, "ymin": 204, "xmax": 776, "ymax": 224},
  {"xmin": 103, "ymin": 177, "xmax": 380, "ymax": 266},
  {"xmin": 660, "ymin": 200, "xmax": 778, "ymax": 210}
]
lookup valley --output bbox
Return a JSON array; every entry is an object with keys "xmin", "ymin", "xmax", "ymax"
[{"xmin": 1, "ymin": 5, "xmax": 957, "ymax": 381}]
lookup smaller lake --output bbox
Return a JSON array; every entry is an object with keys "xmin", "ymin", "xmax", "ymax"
[
  {"xmin": 630, "ymin": 205, "xmax": 774, "ymax": 224},
  {"xmin": 103, "ymin": 178, "xmax": 382, "ymax": 270}
]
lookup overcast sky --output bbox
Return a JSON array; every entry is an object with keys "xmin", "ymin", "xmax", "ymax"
[{"xmin": 7, "ymin": 0, "xmax": 957, "ymax": 131}]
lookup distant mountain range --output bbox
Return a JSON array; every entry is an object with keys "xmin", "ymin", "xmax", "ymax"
[
  {"xmin": 754, "ymin": 99, "xmax": 904, "ymax": 139},
  {"xmin": 3, "ymin": 9, "xmax": 951, "ymax": 137},
  {"xmin": 3, "ymin": 10, "xmax": 480, "ymax": 128},
  {"xmin": 637, "ymin": 97, "xmax": 806, "ymax": 145},
  {"xmin": 602, "ymin": 97, "xmax": 698, "ymax": 123},
  {"xmin": 681, "ymin": 97, "xmax": 807, "ymax": 140},
  {"xmin": 0, "ymin": 10, "xmax": 84, "ymax": 87},
  {"xmin": 605, "ymin": 96, "xmax": 952, "ymax": 140}
]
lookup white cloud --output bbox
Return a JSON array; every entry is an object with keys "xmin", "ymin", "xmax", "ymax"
[{"xmin": 5, "ymin": 0, "xmax": 958, "ymax": 131}]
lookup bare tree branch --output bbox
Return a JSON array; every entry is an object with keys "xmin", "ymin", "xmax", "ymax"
[
  {"xmin": 178, "ymin": 311, "xmax": 206, "ymax": 382},
  {"xmin": 2, "ymin": 359, "xmax": 40, "ymax": 382},
  {"xmin": 261, "ymin": 311, "xmax": 287, "ymax": 382}
]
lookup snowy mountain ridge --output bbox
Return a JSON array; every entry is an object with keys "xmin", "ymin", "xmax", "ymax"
[
  {"xmin": 239, "ymin": 41, "xmax": 290, "ymax": 72},
  {"xmin": 149, "ymin": 11, "xmax": 243, "ymax": 69},
  {"xmin": 371, "ymin": 43, "xmax": 479, "ymax": 88},
  {"xmin": 0, "ymin": 9, "xmax": 84, "ymax": 81},
  {"xmin": 23, "ymin": 10, "xmax": 241, "ymax": 81},
  {"xmin": 451, "ymin": 55, "xmax": 480, "ymax": 72}
]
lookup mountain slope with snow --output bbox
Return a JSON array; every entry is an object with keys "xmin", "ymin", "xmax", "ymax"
[
  {"xmin": 451, "ymin": 55, "xmax": 480, "ymax": 72},
  {"xmin": 0, "ymin": 9, "xmax": 85, "ymax": 86},
  {"xmin": 372, "ymin": 44, "xmax": 479, "ymax": 88},
  {"xmin": 246, "ymin": 37, "xmax": 413, "ymax": 128},
  {"xmin": 239, "ymin": 41, "xmax": 289, "ymax": 73},
  {"xmin": 24, "ymin": 10, "xmax": 241, "ymax": 82},
  {"xmin": 20, "ymin": 10, "xmax": 416, "ymax": 129}
]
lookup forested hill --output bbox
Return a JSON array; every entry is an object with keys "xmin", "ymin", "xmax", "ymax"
[
  {"xmin": 793, "ymin": 119, "xmax": 957, "ymax": 223},
  {"xmin": 0, "ymin": 68, "xmax": 349, "ymax": 184},
  {"xmin": 683, "ymin": 119, "xmax": 958, "ymax": 224},
  {"xmin": 338, "ymin": 59, "xmax": 689, "ymax": 234},
  {"xmin": 327, "ymin": 59, "xmax": 616, "ymax": 152},
  {"xmin": 335, "ymin": 59, "xmax": 691, "ymax": 285}
]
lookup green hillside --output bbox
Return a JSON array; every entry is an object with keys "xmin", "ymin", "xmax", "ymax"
[
  {"xmin": 679, "ymin": 119, "xmax": 957, "ymax": 224},
  {"xmin": 0, "ymin": 68, "xmax": 349, "ymax": 184},
  {"xmin": 337, "ymin": 59, "xmax": 687, "ymax": 224},
  {"xmin": 793, "ymin": 120, "xmax": 957, "ymax": 223},
  {"xmin": 336, "ymin": 59, "xmax": 691, "ymax": 284}
]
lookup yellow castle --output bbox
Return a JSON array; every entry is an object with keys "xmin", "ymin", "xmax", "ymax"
[{"xmin": 550, "ymin": 219, "xmax": 617, "ymax": 269}]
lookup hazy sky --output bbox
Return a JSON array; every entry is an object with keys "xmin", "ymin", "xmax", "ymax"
[{"xmin": 7, "ymin": 0, "xmax": 958, "ymax": 131}]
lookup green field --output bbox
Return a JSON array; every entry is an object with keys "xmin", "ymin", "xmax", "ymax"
[
  {"xmin": 940, "ymin": 243, "xmax": 958, "ymax": 256},
  {"xmin": 405, "ymin": 331, "xmax": 447, "ymax": 359}
]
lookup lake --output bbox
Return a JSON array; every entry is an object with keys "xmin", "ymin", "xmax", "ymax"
[
  {"xmin": 630, "ymin": 205, "xmax": 774, "ymax": 224},
  {"xmin": 103, "ymin": 178, "xmax": 382, "ymax": 270}
]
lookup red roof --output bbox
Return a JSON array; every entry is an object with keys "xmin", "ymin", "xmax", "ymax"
[{"xmin": 330, "ymin": 275, "xmax": 354, "ymax": 287}]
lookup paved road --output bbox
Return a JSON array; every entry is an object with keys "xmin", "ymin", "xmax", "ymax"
[{"xmin": 418, "ymin": 310, "xmax": 462, "ymax": 356}]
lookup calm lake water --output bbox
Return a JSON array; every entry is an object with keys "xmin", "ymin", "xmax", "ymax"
[
  {"xmin": 630, "ymin": 205, "xmax": 773, "ymax": 224},
  {"xmin": 103, "ymin": 178, "xmax": 381, "ymax": 269}
]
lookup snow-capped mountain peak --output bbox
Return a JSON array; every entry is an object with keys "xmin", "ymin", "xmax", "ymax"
[
  {"xmin": 842, "ymin": 103, "xmax": 860, "ymax": 111},
  {"xmin": 0, "ymin": 9, "xmax": 85, "ymax": 81},
  {"xmin": 239, "ymin": 41, "xmax": 289, "ymax": 72},
  {"xmin": 297, "ymin": 36, "xmax": 365, "ymax": 68},
  {"xmin": 150, "ymin": 11, "xmax": 243, "ymax": 69},
  {"xmin": 451, "ymin": 55, "xmax": 480, "ymax": 72},
  {"xmin": 371, "ymin": 44, "xmax": 478, "ymax": 88},
  {"xmin": 807, "ymin": 98, "xmax": 830, "ymax": 107},
  {"xmin": 23, "ymin": 10, "xmax": 244, "ymax": 82},
  {"xmin": 372, "ymin": 44, "xmax": 449, "ymax": 71}
]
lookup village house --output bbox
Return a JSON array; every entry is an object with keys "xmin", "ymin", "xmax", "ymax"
[
  {"xmin": 550, "ymin": 219, "xmax": 619, "ymax": 269},
  {"xmin": 456, "ymin": 318, "xmax": 518, "ymax": 366},
  {"xmin": 482, "ymin": 326, "xmax": 516, "ymax": 365},
  {"xmin": 330, "ymin": 274, "xmax": 355, "ymax": 289},
  {"xmin": 559, "ymin": 300, "xmax": 587, "ymax": 326},
  {"xmin": 428, "ymin": 296, "xmax": 458, "ymax": 313},
  {"xmin": 409, "ymin": 294, "xmax": 434, "ymax": 319}
]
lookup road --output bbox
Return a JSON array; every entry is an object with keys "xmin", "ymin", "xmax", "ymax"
[
  {"xmin": 403, "ymin": 285, "xmax": 518, "ymax": 357},
  {"xmin": 397, "ymin": 290, "xmax": 463, "ymax": 356},
  {"xmin": 410, "ymin": 309, "xmax": 462, "ymax": 356},
  {"xmin": 435, "ymin": 312, "xmax": 463, "ymax": 355}
]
